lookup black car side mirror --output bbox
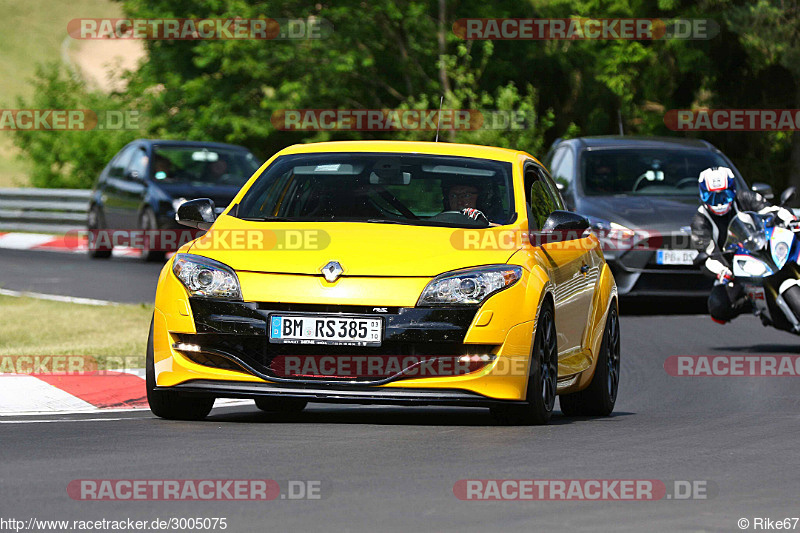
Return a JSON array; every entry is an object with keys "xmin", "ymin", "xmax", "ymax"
[
  {"xmin": 780, "ymin": 186, "xmax": 796, "ymax": 207},
  {"xmin": 751, "ymin": 182, "xmax": 774, "ymax": 201},
  {"xmin": 538, "ymin": 210, "xmax": 591, "ymax": 242},
  {"xmin": 176, "ymin": 198, "xmax": 217, "ymax": 230},
  {"xmin": 126, "ymin": 170, "xmax": 146, "ymax": 183}
]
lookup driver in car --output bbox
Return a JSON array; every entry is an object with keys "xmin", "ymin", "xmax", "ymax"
[
  {"xmin": 204, "ymin": 157, "xmax": 230, "ymax": 182},
  {"xmin": 690, "ymin": 166, "xmax": 795, "ymax": 323},
  {"xmin": 445, "ymin": 182, "xmax": 499, "ymax": 225}
]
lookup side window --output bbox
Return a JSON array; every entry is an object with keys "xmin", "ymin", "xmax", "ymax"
[
  {"xmin": 538, "ymin": 167, "xmax": 565, "ymax": 211},
  {"xmin": 548, "ymin": 147, "xmax": 566, "ymax": 175},
  {"xmin": 524, "ymin": 164, "xmax": 557, "ymax": 230},
  {"xmin": 550, "ymin": 146, "xmax": 575, "ymax": 192},
  {"xmin": 108, "ymin": 146, "xmax": 137, "ymax": 179},
  {"xmin": 126, "ymin": 147, "xmax": 149, "ymax": 181}
]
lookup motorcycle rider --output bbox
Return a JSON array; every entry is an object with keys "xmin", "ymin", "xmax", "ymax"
[{"xmin": 690, "ymin": 167, "xmax": 796, "ymax": 323}]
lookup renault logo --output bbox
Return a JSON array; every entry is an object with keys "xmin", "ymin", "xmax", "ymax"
[{"xmin": 321, "ymin": 261, "xmax": 343, "ymax": 282}]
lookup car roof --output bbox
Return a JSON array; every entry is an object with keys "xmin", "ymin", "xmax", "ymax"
[
  {"xmin": 558, "ymin": 135, "xmax": 715, "ymax": 151},
  {"xmin": 133, "ymin": 139, "xmax": 252, "ymax": 151},
  {"xmin": 274, "ymin": 140, "xmax": 532, "ymax": 163}
]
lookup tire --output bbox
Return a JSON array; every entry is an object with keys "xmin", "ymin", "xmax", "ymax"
[
  {"xmin": 146, "ymin": 317, "xmax": 214, "ymax": 420},
  {"xmin": 490, "ymin": 299, "xmax": 558, "ymax": 425},
  {"xmin": 254, "ymin": 397, "xmax": 308, "ymax": 413},
  {"xmin": 139, "ymin": 208, "xmax": 167, "ymax": 262},
  {"xmin": 559, "ymin": 301, "xmax": 620, "ymax": 417},
  {"xmin": 87, "ymin": 205, "xmax": 112, "ymax": 259},
  {"xmin": 782, "ymin": 285, "xmax": 800, "ymax": 324}
]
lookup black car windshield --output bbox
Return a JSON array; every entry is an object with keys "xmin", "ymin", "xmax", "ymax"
[
  {"xmin": 151, "ymin": 146, "xmax": 260, "ymax": 187},
  {"xmin": 235, "ymin": 153, "xmax": 515, "ymax": 227},
  {"xmin": 581, "ymin": 149, "xmax": 732, "ymax": 196}
]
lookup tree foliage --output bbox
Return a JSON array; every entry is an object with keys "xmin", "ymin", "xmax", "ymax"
[{"xmin": 10, "ymin": 0, "xmax": 800, "ymax": 194}]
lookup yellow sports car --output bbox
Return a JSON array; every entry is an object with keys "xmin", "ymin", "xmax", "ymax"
[{"xmin": 147, "ymin": 141, "xmax": 618, "ymax": 424}]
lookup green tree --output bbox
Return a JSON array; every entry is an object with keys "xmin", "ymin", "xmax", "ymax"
[
  {"xmin": 11, "ymin": 63, "xmax": 141, "ymax": 188},
  {"xmin": 720, "ymin": 0, "xmax": 800, "ymax": 192}
]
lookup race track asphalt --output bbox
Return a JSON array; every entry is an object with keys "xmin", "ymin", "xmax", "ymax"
[{"xmin": 1, "ymin": 249, "xmax": 799, "ymax": 532}]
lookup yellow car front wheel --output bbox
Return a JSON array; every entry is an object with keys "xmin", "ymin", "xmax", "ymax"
[
  {"xmin": 491, "ymin": 299, "xmax": 558, "ymax": 425},
  {"xmin": 146, "ymin": 318, "xmax": 214, "ymax": 420}
]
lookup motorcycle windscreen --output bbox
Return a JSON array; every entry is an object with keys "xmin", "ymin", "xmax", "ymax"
[{"xmin": 724, "ymin": 211, "xmax": 768, "ymax": 254}]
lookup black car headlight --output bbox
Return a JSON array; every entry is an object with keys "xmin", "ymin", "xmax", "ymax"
[
  {"xmin": 172, "ymin": 253, "xmax": 242, "ymax": 299},
  {"xmin": 417, "ymin": 265, "xmax": 523, "ymax": 306}
]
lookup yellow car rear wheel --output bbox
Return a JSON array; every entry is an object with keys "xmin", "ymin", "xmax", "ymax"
[{"xmin": 560, "ymin": 302, "xmax": 619, "ymax": 416}]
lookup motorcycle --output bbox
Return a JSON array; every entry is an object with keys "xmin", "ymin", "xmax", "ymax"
[{"xmin": 719, "ymin": 188, "xmax": 800, "ymax": 334}]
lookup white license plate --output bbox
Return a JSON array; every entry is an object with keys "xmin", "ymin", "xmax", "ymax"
[
  {"xmin": 656, "ymin": 249, "xmax": 698, "ymax": 265},
  {"xmin": 269, "ymin": 315, "xmax": 383, "ymax": 346}
]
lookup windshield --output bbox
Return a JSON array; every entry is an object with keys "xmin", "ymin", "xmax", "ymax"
[
  {"xmin": 235, "ymin": 153, "xmax": 515, "ymax": 227},
  {"xmin": 724, "ymin": 212, "xmax": 768, "ymax": 254},
  {"xmin": 581, "ymin": 149, "xmax": 732, "ymax": 196},
  {"xmin": 151, "ymin": 146, "xmax": 260, "ymax": 187}
]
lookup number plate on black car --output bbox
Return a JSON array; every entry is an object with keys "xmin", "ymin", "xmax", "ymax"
[
  {"xmin": 269, "ymin": 314, "xmax": 383, "ymax": 346},
  {"xmin": 656, "ymin": 249, "xmax": 698, "ymax": 265}
]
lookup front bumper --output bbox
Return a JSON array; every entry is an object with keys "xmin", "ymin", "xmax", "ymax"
[
  {"xmin": 176, "ymin": 299, "xmax": 492, "ymax": 385},
  {"xmin": 159, "ymin": 380, "xmax": 526, "ymax": 407},
  {"xmin": 604, "ymin": 235, "xmax": 712, "ymax": 296},
  {"xmin": 152, "ymin": 270, "xmax": 540, "ymax": 402}
]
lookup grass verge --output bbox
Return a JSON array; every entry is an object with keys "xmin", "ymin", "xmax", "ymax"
[{"xmin": 0, "ymin": 295, "xmax": 152, "ymax": 368}]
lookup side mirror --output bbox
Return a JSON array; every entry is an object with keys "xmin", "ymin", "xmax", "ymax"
[
  {"xmin": 780, "ymin": 186, "xmax": 796, "ymax": 207},
  {"xmin": 126, "ymin": 170, "xmax": 144, "ymax": 183},
  {"xmin": 539, "ymin": 210, "xmax": 591, "ymax": 242},
  {"xmin": 176, "ymin": 198, "xmax": 216, "ymax": 230},
  {"xmin": 752, "ymin": 182, "xmax": 774, "ymax": 201}
]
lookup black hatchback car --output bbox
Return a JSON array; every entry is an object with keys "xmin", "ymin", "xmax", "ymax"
[
  {"xmin": 88, "ymin": 139, "xmax": 261, "ymax": 260},
  {"xmin": 544, "ymin": 136, "xmax": 775, "ymax": 296}
]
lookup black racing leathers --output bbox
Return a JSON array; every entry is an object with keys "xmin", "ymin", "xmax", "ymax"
[
  {"xmin": 690, "ymin": 190, "xmax": 771, "ymax": 276},
  {"xmin": 690, "ymin": 190, "xmax": 771, "ymax": 322}
]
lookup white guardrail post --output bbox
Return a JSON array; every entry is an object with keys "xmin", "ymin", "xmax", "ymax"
[{"xmin": 0, "ymin": 188, "xmax": 91, "ymax": 234}]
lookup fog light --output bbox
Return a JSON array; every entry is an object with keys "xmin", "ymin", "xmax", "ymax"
[
  {"xmin": 173, "ymin": 342, "xmax": 202, "ymax": 353},
  {"xmin": 458, "ymin": 354, "xmax": 493, "ymax": 363}
]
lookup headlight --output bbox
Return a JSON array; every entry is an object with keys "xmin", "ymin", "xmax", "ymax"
[
  {"xmin": 172, "ymin": 197, "xmax": 188, "ymax": 212},
  {"xmin": 587, "ymin": 217, "xmax": 636, "ymax": 240},
  {"xmin": 739, "ymin": 258, "xmax": 769, "ymax": 277},
  {"xmin": 417, "ymin": 265, "xmax": 523, "ymax": 306},
  {"xmin": 172, "ymin": 253, "xmax": 242, "ymax": 299},
  {"xmin": 586, "ymin": 217, "xmax": 639, "ymax": 251}
]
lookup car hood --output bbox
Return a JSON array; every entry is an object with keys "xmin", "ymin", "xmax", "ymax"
[
  {"xmin": 578, "ymin": 195, "xmax": 699, "ymax": 232},
  {"xmin": 155, "ymin": 183, "xmax": 242, "ymax": 209},
  {"xmin": 188, "ymin": 215, "xmax": 519, "ymax": 277}
]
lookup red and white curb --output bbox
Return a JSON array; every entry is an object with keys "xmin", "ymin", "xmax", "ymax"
[
  {"xmin": 0, "ymin": 369, "xmax": 248, "ymax": 416},
  {"xmin": 0, "ymin": 232, "xmax": 140, "ymax": 257},
  {"xmin": 0, "ymin": 369, "xmax": 149, "ymax": 415}
]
